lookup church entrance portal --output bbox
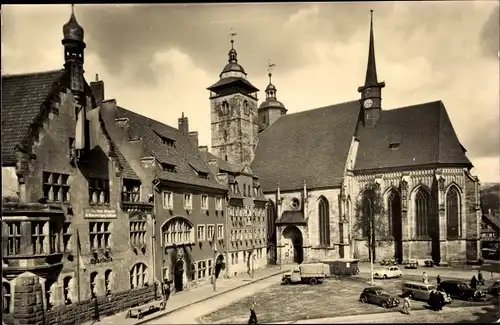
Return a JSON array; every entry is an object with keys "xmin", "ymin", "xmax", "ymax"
[
  {"xmin": 283, "ymin": 225, "xmax": 304, "ymax": 264},
  {"xmin": 388, "ymin": 190, "xmax": 403, "ymax": 264},
  {"xmin": 174, "ymin": 260, "xmax": 184, "ymax": 292}
]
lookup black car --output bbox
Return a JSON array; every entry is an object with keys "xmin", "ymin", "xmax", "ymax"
[
  {"xmin": 359, "ymin": 287, "xmax": 400, "ymax": 308},
  {"xmin": 437, "ymin": 280, "xmax": 487, "ymax": 301},
  {"xmin": 487, "ymin": 280, "xmax": 500, "ymax": 296}
]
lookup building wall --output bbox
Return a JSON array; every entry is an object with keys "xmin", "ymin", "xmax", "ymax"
[
  {"xmin": 210, "ymin": 93, "xmax": 258, "ymax": 165},
  {"xmin": 2, "ymin": 89, "xmax": 153, "ymax": 309}
]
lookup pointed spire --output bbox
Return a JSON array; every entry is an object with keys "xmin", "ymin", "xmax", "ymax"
[
  {"xmin": 265, "ymin": 60, "xmax": 277, "ymax": 99},
  {"xmin": 228, "ymin": 28, "xmax": 238, "ymax": 63},
  {"xmin": 364, "ymin": 10, "xmax": 378, "ymax": 87},
  {"xmin": 63, "ymin": 4, "xmax": 84, "ymax": 42}
]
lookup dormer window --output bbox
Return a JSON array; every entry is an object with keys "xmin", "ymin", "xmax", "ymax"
[
  {"xmin": 198, "ymin": 171, "xmax": 210, "ymax": 179},
  {"xmin": 389, "ymin": 134, "xmax": 402, "ymax": 150},
  {"xmin": 161, "ymin": 137, "xmax": 175, "ymax": 147},
  {"xmin": 161, "ymin": 163, "xmax": 177, "ymax": 173}
]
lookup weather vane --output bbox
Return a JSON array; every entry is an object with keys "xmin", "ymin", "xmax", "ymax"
[
  {"xmin": 267, "ymin": 60, "xmax": 276, "ymax": 74},
  {"xmin": 229, "ymin": 28, "xmax": 238, "ymax": 48}
]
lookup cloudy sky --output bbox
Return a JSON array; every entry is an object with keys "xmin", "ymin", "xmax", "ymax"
[{"xmin": 2, "ymin": 2, "xmax": 499, "ymax": 182}]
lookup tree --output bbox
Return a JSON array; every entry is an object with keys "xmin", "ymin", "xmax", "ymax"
[{"xmin": 353, "ymin": 182, "xmax": 391, "ymax": 284}]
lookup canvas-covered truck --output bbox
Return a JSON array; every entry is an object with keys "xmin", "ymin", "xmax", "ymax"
[{"xmin": 281, "ymin": 263, "xmax": 327, "ymax": 285}]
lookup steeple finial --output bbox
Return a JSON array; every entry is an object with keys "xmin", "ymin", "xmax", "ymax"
[
  {"xmin": 267, "ymin": 60, "xmax": 276, "ymax": 84},
  {"xmin": 229, "ymin": 28, "xmax": 237, "ymax": 49},
  {"xmin": 227, "ymin": 28, "xmax": 238, "ymax": 63},
  {"xmin": 364, "ymin": 9, "xmax": 379, "ymax": 87}
]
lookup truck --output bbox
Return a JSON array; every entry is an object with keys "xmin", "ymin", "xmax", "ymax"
[{"xmin": 281, "ymin": 263, "xmax": 327, "ymax": 285}]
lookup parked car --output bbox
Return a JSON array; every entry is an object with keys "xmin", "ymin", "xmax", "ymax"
[
  {"xmin": 401, "ymin": 281, "xmax": 452, "ymax": 303},
  {"xmin": 404, "ymin": 259, "xmax": 418, "ymax": 269},
  {"xmin": 487, "ymin": 280, "xmax": 500, "ymax": 296},
  {"xmin": 359, "ymin": 287, "xmax": 400, "ymax": 308},
  {"xmin": 373, "ymin": 266, "xmax": 403, "ymax": 279},
  {"xmin": 437, "ymin": 280, "xmax": 487, "ymax": 301}
]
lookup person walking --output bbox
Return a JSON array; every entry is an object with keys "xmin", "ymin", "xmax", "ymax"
[
  {"xmin": 248, "ymin": 301, "xmax": 258, "ymax": 324},
  {"xmin": 436, "ymin": 274, "xmax": 441, "ymax": 285},
  {"xmin": 422, "ymin": 271, "xmax": 428, "ymax": 284},
  {"xmin": 470, "ymin": 275, "xmax": 478, "ymax": 290},
  {"xmin": 401, "ymin": 292, "xmax": 412, "ymax": 315},
  {"xmin": 478, "ymin": 271, "xmax": 484, "ymax": 286}
]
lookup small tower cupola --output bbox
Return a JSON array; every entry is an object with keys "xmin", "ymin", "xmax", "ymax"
[
  {"xmin": 358, "ymin": 10, "xmax": 385, "ymax": 128},
  {"xmin": 219, "ymin": 32, "xmax": 247, "ymax": 79},
  {"xmin": 258, "ymin": 61, "xmax": 287, "ymax": 132},
  {"xmin": 61, "ymin": 4, "xmax": 86, "ymax": 102}
]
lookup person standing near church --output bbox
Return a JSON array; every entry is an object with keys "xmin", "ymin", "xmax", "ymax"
[
  {"xmin": 422, "ymin": 271, "xmax": 428, "ymax": 284},
  {"xmin": 248, "ymin": 301, "xmax": 258, "ymax": 324}
]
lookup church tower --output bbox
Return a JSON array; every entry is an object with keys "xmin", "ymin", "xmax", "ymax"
[
  {"xmin": 357, "ymin": 10, "xmax": 385, "ymax": 128},
  {"xmin": 207, "ymin": 35, "xmax": 260, "ymax": 164},
  {"xmin": 258, "ymin": 62, "xmax": 287, "ymax": 132}
]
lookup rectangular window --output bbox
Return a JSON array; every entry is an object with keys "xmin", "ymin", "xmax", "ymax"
[
  {"xmin": 89, "ymin": 222, "xmax": 111, "ymax": 250},
  {"xmin": 130, "ymin": 221, "xmax": 147, "ymax": 246},
  {"xmin": 197, "ymin": 261, "xmax": 207, "ymax": 279},
  {"xmin": 88, "ymin": 178, "xmax": 110, "ymax": 204},
  {"xmin": 161, "ymin": 163, "xmax": 177, "ymax": 173},
  {"xmin": 43, "ymin": 172, "xmax": 70, "ymax": 202},
  {"xmin": 161, "ymin": 137, "xmax": 175, "ymax": 147},
  {"xmin": 207, "ymin": 225, "xmax": 215, "ymax": 240},
  {"xmin": 6, "ymin": 222, "xmax": 21, "ymax": 256},
  {"xmin": 201, "ymin": 195, "xmax": 208, "ymax": 210},
  {"xmin": 197, "ymin": 225, "xmax": 206, "ymax": 241},
  {"xmin": 163, "ymin": 191, "xmax": 173, "ymax": 209},
  {"xmin": 184, "ymin": 194, "xmax": 192, "ymax": 209},
  {"xmin": 198, "ymin": 171, "xmax": 209, "ymax": 179},
  {"xmin": 217, "ymin": 224, "xmax": 224, "ymax": 240},
  {"xmin": 122, "ymin": 179, "xmax": 141, "ymax": 202},
  {"xmin": 32, "ymin": 221, "xmax": 46, "ymax": 254},
  {"xmin": 49, "ymin": 221, "xmax": 59, "ymax": 253},
  {"xmin": 62, "ymin": 222, "xmax": 71, "ymax": 252},
  {"xmin": 215, "ymin": 196, "xmax": 223, "ymax": 211}
]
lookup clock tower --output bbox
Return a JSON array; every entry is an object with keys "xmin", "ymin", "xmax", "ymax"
[
  {"xmin": 357, "ymin": 10, "xmax": 385, "ymax": 128},
  {"xmin": 207, "ymin": 35, "xmax": 260, "ymax": 164}
]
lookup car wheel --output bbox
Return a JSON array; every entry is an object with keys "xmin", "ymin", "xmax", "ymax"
[
  {"xmin": 408, "ymin": 292, "xmax": 414, "ymax": 299},
  {"xmin": 383, "ymin": 274, "xmax": 388, "ymax": 279},
  {"xmin": 468, "ymin": 296, "xmax": 474, "ymax": 301},
  {"xmin": 309, "ymin": 278, "xmax": 318, "ymax": 285},
  {"xmin": 382, "ymin": 302, "xmax": 388, "ymax": 308},
  {"xmin": 360, "ymin": 296, "xmax": 368, "ymax": 303},
  {"xmin": 282, "ymin": 278, "xmax": 290, "ymax": 285}
]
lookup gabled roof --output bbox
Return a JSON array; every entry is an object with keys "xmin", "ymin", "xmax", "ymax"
[
  {"xmin": 251, "ymin": 101, "xmax": 361, "ymax": 192},
  {"xmin": 354, "ymin": 101, "xmax": 472, "ymax": 171},
  {"xmin": 115, "ymin": 107, "xmax": 226, "ymax": 190},
  {"xmin": 198, "ymin": 150, "xmax": 246, "ymax": 174},
  {"xmin": 1, "ymin": 69, "xmax": 66, "ymax": 165}
]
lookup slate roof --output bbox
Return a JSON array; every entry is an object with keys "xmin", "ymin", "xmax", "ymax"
[
  {"xmin": 114, "ymin": 107, "xmax": 226, "ymax": 190},
  {"xmin": 483, "ymin": 214, "xmax": 500, "ymax": 231},
  {"xmin": 1, "ymin": 70, "xmax": 66, "ymax": 165},
  {"xmin": 251, "ymin": 101, "xmax": 361, "ymax": 192},
  {"xmin": 207, "ymin": 77, "xmax": 259, "ymax": 93},
  {"xmin": 198, "ymin": 151, "xmax": 246, "ymax": 174},
  {"xmin": 114, "ymin": 145, "xmax": 139, "ymax": 180},
  {"xmin": 354, "ymin": 101, "xmax": 472, "ymax": 171}
]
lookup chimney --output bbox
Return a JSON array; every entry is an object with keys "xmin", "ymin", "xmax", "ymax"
[
  {"xmin": 198, "ymin": 145, "xmax": 208, "ymax": 153},
  {"xmin": 188, "ymin": 131, "xmax": 199, "ymax": 149},
  {"xmin": 178, "ymin": 112, "xmax": 189, "ymax": 134},
  {"xmin": 90, "ymin": 74, "xmax": 105, "ymax": 107}
]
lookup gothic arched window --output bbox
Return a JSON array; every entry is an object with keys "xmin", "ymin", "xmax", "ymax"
[
  {"xmin": 130, "ymin": 263, "xmax": 148, "ymax": 289},
  {"xmin": 415, "ymin": 189, "xmax": 430, "ymax": 237},
  {"xmin": 318, "ymin": 197, "xmax": 330, "ymax": 246},
  {"xmin": 221, "ymin": 101, "xmax": 229, "ymax": 115},
  {"xmin": 446, "ymin": 186, "xmax": 460, "ymax": 238}
]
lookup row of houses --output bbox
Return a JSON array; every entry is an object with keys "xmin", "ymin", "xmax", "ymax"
[{"xmin": 1, "ymin": 9, "xmax": 270, "ymax": 315}]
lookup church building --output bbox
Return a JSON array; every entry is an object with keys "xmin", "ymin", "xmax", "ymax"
[{"xmin": 212, "ymin": 10, "xmax": 482, "ymax": 265}]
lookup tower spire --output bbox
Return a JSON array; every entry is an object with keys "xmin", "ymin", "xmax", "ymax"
[
  {"xmin": 265, "ymin": 60, "xmax": 277, "ymax": 100},
  {"xmin": 228, "ymin": 28, "xmax": 238, "ymax": 63},
  {"xmin": 365, "ymin": 10, "xmax": 378, "ymax": 87}
]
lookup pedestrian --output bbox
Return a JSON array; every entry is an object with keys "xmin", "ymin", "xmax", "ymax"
[
  {"xmin": 164, "ymin": 282, "xmax": 171, "ymax": 301},
  {"xmin": 422, "ymin": 271, "xmax": 428, "ymax": 284},
  {"xmin": 248, "ymin": 301, "xmax": 258, "ymax": 324},
  {"xmin": 402, "ymin": 292, "xmax": 412, "ymax": 315},
  {"xmin": 428, "ymin": 290, "xmax": 438, "ymax": 311},
  {"xmin": 436, "ymin": 274, "xmax": 441, "ymax": 285},
  {"xmin": 470, "ymin": 275, "xmax": 478, "ymax": 289},
  {"xmin": 478, "ymin": 271, "xmax": 484, "ymax": 286}
]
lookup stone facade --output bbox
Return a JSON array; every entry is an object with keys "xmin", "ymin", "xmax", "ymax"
[{"xmin": 210, "ymin": 93, "xmax": 259, "ymax": 165}]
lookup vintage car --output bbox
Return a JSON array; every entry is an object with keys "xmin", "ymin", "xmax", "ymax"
[
  {"xmin": 282, "ymin": 263, "xmax": 326, "ymax": 285},
  {"xmin": 359, "ymin": 287, "xmax": 400, "ymax": 308},
  {"xmin": 487, "ymin": 280, "xmax": 500, "ymax": 296},
  {"xmin": 373, "ymin": 266, "xmax": 403, "ymax": 279},
  {"xmin": 402, "ymin": 281, "xmax": 451, "ymax": 304},
  {"xmin": 437, "ymin": 280, "xmax": 487, "ymax": 301},
  {"xmin": 404, "ymin": 259, "xmax": 418, "ymax": 269}
]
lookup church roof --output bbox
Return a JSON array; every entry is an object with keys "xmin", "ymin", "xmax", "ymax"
[
  {"xmin": 207, "ymin": 77, "xmax": 259, "ymax": 93},
  {"xmin": 251, "ymin": 101, "xmax": 361, "ymax": 192},
  {"xmin": 1, "ymin": 69, "xmax": 66, "ymax": 165},
  {"xmin": 114, "ymin": 107, "xmax": 226, "ymax": 190},
  {"xmin": 354, "ymin": 100, "xmax": 472, "ymax": 171},
  {"xmin": 198, "ymin": 150, "xmax": 247, "ymax": 174},
  {"xmin": 252, "ymin": 99, "xmax": 472, "ymax": 193}
]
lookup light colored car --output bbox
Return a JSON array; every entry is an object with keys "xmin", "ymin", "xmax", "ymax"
[
  {"xmin": 374, "ymin": 266, "xmax": 403, "ymax": 279},
  {"xmin": 402, "ymin": 281, "xmax": 452, "ymax": 303}
]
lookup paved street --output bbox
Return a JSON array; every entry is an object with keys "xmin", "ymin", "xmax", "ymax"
[{"xmin": 200, "ymin": 270, "xmax": 499, "ymax": 324}]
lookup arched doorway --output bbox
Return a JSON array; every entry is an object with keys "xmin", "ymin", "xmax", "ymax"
[
  {"xmin": 388, "ymin": 190, "xmax": 403, "ymax": 263},
  {"xmin": 282, "ymin": 226, "xmax": 304, "ymax": 264},
  {"xmin": 174, "ymin": 260, "xmax": 184, "ymax": 292}
]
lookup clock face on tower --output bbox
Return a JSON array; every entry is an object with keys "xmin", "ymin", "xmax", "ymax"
[{"xmin": 363, "ymin": 99, "xmax": 373, "ymax": 109}]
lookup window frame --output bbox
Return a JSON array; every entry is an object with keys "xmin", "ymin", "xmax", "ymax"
[
  {"xmin": 88, "ymin": 178, "xmax": 110, "ymax": 205},
  {"xmin": 197, "ymin": 224, "xmax": 206, "ymax": 242},
  {"xmin": 122, "ymin": 179, "xmax": 141, "ymax": 203},
  {"xmin": 89, "ymin": 221, "xmax": 111, "ymax": 250},
  {"xmin": 184, "ymin": 193, "xmax": 193, "ymax": 210},
  {"xmin": 32, "ymin": 221, "xmax": 46, "ymax": 255},
  {"xmin": 162, "ymin": 191, "xmax": 173, "ymax": 209},
  {"xmin": 201, "ymin": 195, "xmax": 209, "ymax": 210},
  {"xmin": 43, "ymin": 172, "xmax": 70, "ymax": 203},
  {"xmin": 5, "ymin": 222, "xmax": 21, "ymax": 256}
]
